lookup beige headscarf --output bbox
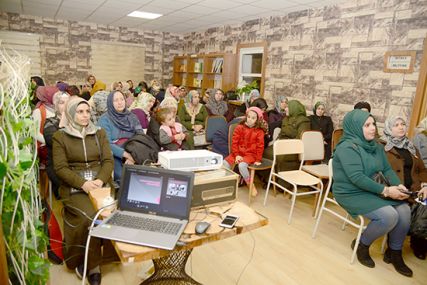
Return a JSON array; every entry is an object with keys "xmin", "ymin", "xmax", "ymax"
[
  {"xmin": 129, "ymin": 92, "xmax": 155, "ymax": 113},
  {"xmin": 60, "ymin": 96, "xmax": 97, "ymax": 138}
]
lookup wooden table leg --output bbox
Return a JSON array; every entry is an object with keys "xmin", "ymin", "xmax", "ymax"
[
  {"xmin": 140, "ymin": 249, "xmax": 202, "ymax": 285},
  {"xmin": 248, "ymin": 169, "xmax": 255, "ymax": 204}
]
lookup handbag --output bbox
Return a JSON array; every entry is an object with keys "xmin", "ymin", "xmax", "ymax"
[{"xmin": 372, "ymin": 171, "xmax": 391, "ymax": 187}]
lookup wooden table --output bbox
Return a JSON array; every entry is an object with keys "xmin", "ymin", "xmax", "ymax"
[{"xmin": 89, "ymin": 189, "xmax": 268, "ymax": 284}]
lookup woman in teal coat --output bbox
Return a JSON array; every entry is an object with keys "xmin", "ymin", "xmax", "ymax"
[{"xmin": 332, "ymin": 109, "xmax": 412, "ymax": 277}]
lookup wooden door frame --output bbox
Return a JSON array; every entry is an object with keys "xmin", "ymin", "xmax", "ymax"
[
  {"xmin": 236, "ymin": 41, "xmax": 267, "ymax": 96},
  {"xmin": 408, "ymin": 37, "xmax": 427, "ymax": 138}
]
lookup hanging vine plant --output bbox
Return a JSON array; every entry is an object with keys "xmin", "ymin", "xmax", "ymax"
[{"xmin": 0, "ymin": 48, "xmax": 50, "ymax": 284}]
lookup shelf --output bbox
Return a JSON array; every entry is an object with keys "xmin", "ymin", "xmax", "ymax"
[{"xmin": 172, "ymin": 53, "xmax": 236, "ymax": 94}]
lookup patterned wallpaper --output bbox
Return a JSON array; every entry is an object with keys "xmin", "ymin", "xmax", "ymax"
[
  {"xmin": 0, "ymin": 12, "xmax": 183, "ymax": 88},
  {"xmin": 183, "ymin": 0, "xmax": 427, "ymax": 128}
]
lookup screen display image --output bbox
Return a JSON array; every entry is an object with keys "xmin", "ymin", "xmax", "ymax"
[
  {"xmin": 127, "ymin": 173, "xmax": 162, "ymax": 205},
  {"xmin": 166, "ymin": 179, "xmax": 188, "ymax": 198}
]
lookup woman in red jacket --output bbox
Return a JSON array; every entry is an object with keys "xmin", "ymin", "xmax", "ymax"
[{"xmin": 224, "ymin": 107, "xmax": 267, "ymax": 196}]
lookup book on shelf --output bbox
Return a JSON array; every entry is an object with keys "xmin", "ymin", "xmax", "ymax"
[
  {"xmin": 214, "ymin": 78, "xmax": 222, "ymax": 89},
  {"xmin": 211, "ymin": 58, "xmax": 224, "ymax": 73},
  {"xmin": 194, "ymin": 62, "xmax": 203, "ymax": 73},
  {"xmin": 179, "ymin": 64, "xmax": 186, "ymax": 72},
  {"xmin": 182, "ymin": 77, "xmax": 186, "ymax": 86},
  {"xmin": 193, "ymin": 78, "xmax": 202, "ymax": 87}
]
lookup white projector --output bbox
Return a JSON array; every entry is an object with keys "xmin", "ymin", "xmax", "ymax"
[{"xmin": 158, "ymin": 150, "xmax": 223, "ymax": 171}]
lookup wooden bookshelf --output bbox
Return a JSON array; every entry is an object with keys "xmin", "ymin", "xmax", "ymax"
[{"xmin": 172, "ymin": 53, "xmax": 236, "ymax": 94}]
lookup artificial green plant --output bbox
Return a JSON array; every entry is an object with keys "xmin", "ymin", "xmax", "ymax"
[{"xmin": 0, "ymin": 48, "xmax": 50, "ymax": 284}]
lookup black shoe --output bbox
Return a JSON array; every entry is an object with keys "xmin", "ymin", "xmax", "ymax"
[
  {"xmin": 87, "ymin": 272, "xmax": 102, "ymax": 285},
  {"xmin": 412, "ymin": 249, "xmax": 426, "ymax": 260},
  {"xmin": 351, "ymin": 239, "xmax": 375, "ymax": 268},
  {"xmin": 75, "ymin": 264, "xmax": 83, "ymax": 280},
  {"xmin": 383, "ymin": 248, "xmax": 413, "ymax": 277}
]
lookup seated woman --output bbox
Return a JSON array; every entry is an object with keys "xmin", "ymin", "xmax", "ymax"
[
  {"xmin": 97, "ymin": 91, "xmax": 143, "ymax": 181},
  {"xmin": 205, "ymin": 89, "xmax": 228, "ymax": 116},
  {"xmin": 178, "ymin": 90, "xmax": 208, "ymax": 134},
  {"xmin": 263, "ymin": 100, "xmax": 310, "ymax": 172},
  {"xmin": 381, "ymin": 116, "xmax": 427, "ymax": 260},
  {"xmin": 129, "ymin": 92, "xmax": 156, "ymax": 130},
  {"xmin": 309, "ymin": 101, "xmax": 334, "ymax": 161},
  {"xmin": 413, "ymin": 117, "xmax": 427, "ymax": 167},
  {"xmin": 268, "ymin": 95, "xmax": 287, "ymax": 126},
  {"xmin": 333, "ymin": 109, "xmax": 413, "ymax": 277},
  {"xmin": 43, "ymin": 91, "xmax": 70, "ymax": 199},
  {"xmin": 53, "ymin": 97, "xmax": 117, "ymax": 285}
]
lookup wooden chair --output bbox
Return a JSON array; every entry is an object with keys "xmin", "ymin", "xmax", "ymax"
[
  {"xmin": 331, "ymin": 128, "xmax": 344, "ymax": 151},
  {"xmin": 312, "ymin": 159, "xmax": 386, "ymax": 263},
  {"xmin": 264, "ymin": 139, "xmax": 323, "ymax": 224},
  {"xmin": 228, "ymin": 123, "xmax": 272, "ymax": 204}
]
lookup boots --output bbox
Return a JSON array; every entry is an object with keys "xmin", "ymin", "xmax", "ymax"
[
  {"xmin": 351, "ymin": 239, "xmax": 375, "ymax": 268},
  {"xmin": 383, "ymin": 248, "xmax": 413, "ymax": 277}
]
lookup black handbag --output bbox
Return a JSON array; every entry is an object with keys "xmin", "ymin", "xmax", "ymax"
[{"xmin": 372, "ymin": 171, "xmax": 391, "ymax": 187}]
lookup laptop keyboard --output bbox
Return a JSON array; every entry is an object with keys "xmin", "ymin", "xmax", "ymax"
[{"xmin": 106, "ymin": 213, "xmax": 182, "ymax": 235}]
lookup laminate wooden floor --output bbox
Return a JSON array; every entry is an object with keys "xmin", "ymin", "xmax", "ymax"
[{"xmin": 49, "ymin": 185, "xmax": 427, "ymax": 285}]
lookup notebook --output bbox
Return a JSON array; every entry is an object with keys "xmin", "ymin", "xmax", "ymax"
[{"xmin": 90, "ymin": 165, "xmax": 194, "ymax": 250}]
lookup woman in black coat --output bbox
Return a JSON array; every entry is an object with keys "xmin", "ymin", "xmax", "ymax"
[{"xmin": 309, "ymin": 101, "xmax": 334, "ymax": 161}]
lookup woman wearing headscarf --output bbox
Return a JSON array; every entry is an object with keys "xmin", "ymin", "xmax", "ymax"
[
  {"xmin": 268, "ymin": 95, "xmax": 287, "ymax": 125},
  {"xmin": 205, "ymin": 89, "xmax": 228, "ymax": 116},
  {"xmin": 414, "ymin": 117, "xmax": 427, "ymax": 167},
  {"xmin": 33, "ymin": 86, "xmax": 59, "ymax": 145},
  {"xmin": 333, "ymin": 109, "xmax": 413, "ymax": 277},
  {"xmin": 89, "ymin": 90, "xmax": 109, "ymax": 125},
  {"xmin": 43, "ymin": 91, "xmax": 70, "ymax": 198},
  {"xmin": 309, "ymin": 101, "xmax": 334, "ymax": 161},
  {"xmin": 97, "ymin": 91, "xmax": 143, "ymax": 181},
  {"xmin": 381, "ymin": 115, "xmax": 427, "ymax": 260},
  {"xmin": 129, "ymin": 92, "xmax": 156, "ymax": 129},
  {"xmin": 52, "ymin": 97, "xmax": 116, "ymax": 285},
  {"xmin": 89, "ymin": 80, "xmax": 106, "ymax": 97},
  {"xmin": 178, "ymin": 90, "xmax": 208, "ymax": 133}
]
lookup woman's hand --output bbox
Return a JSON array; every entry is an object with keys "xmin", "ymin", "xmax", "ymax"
[
  {"xmin": 418, "ymin": 187, "xmax": 427, "ymax": 200},
  {"xmin": 81, "ymin": 180, "xmax": 101, "ymax": 193},
  {"xmin": 193, "ymin": 125, "xmax": 203, "ymax": 132},
  {"xmin": 383, "ymin": 186, "xmax": 409, "ymax": 200},
  {"xmin": 92, "ymin": 179, "xmax": 103, "ymax": 188},
  {"xmin": 235, "ymin": 156, "xmax": 243, "ymax": 163},
  {"xmin": 123, "ymin": 151, "xmax": 135, "ymax": 164}
]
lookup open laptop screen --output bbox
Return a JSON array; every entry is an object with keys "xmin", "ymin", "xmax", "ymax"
[{"xmin": 118, "ymin": 165, "xmax": 194, "ymax": 220}]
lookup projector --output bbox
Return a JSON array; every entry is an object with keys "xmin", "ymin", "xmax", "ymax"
[{"xmin": 158, "ymin": 150, "xmax": 223, "ymax": 171}]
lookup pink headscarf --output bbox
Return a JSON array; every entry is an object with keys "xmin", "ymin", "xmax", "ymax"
[{"xmin": 36, "ymin": 86, "xmax": 59, "ymax": 109}]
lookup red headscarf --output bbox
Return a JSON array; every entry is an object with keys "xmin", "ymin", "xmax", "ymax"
[{"xmin": 36, "ymin": 86, "xmax": 58, "ymax": 109}]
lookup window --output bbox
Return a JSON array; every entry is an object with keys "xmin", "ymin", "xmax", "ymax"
[
  {"xmin": 0, "ymin": 31, "xmax": 41, "ymax": 76},
  {"xmin": 91, "ymin": 40, "xmax": 145, "ymax": 87},
  {"xmin": 237, "ymin": 42, "xmax": 267, "ymax": 96}
]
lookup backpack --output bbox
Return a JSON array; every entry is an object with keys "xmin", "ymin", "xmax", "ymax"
[{"xmin": 42, "ymin": 199, "xmax": 64, "ymax": 264}]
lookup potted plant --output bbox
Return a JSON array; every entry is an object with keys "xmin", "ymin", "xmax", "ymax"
[{"xmin": 236, "ymin": 80, "xmax": 259, "ymax": 102}]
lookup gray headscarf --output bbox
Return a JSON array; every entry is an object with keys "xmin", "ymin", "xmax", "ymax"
[
  {"xmin": 60, "ymin": 96, "xmax": 97, "ymax": 138},
  {"xmin": 382, "ymin": 115, "xmax": 416, "ymax": 156},
  {"xmin": 206, "ymin": 89, "xmax": 228, "ymax": 116}
]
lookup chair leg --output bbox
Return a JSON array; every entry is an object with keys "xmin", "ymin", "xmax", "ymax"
[
  {"xmin": 313, "ymin": 182, "xmax": 323, "ymax": 219},
  {"xmin": 351, "ymin": 227, "xmax": 364, "ymax": 264},
  {"xmin": 263, "ymin": 168, "xmax": 274, "ymax": 206},
  {"xmin": 272, "ymin": 172, "xmax": 276, "ymax": 197},
  {"xmin": 342, "ymin": 214, "xmax": 350, "ymax": 230},
  {"xmin": 287, "ymin": 186, "xmax": 298, "ymax": 224},
  {"xmin": 312, "ymin": 190, "xmax": 329, "ymax": 238}
]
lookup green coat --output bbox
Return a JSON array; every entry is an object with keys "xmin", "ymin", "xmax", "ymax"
[
  {"xmin": 178, "ymin": 104, "xmax": 208, "ymax": 131},
  {"xmin": 52, "ymin": 128, "xmax": 114, "ymax": 199},
  {"xmin": 332, "ymin": 140, "xmax": 402, "ymax": 217}
]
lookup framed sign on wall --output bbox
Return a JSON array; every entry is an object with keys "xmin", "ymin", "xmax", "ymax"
[{"xmin": 384, "ymin": 50, "xmax": 416, "ymax": 73}]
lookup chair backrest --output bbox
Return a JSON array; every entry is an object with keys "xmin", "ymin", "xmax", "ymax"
[
  {"xmin": 228, "ymin": 123, "xmax": 239, "ymax": 154},
  {"xmin": 324, "ymin": 159, "xmax": 333, "ymax": 197},
  {"xmin": 268, "ymin": 127, "xmax": 281, "ymax": 147},
  {"xmin": 301, "ymin": 130, "xmax": 324, "ymax": 161},
  {"xmin": 273, "ymin": 139, "xmax": 305, "ymax": 156},
  {"xmin": 331, "ymin": 128, "xmax": 344, "ymax": 151},
  {"xmin": 205, "ymin": 115, "xmax": 227, "ymax": 142}
]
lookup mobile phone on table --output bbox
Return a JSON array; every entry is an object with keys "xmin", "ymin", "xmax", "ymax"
[{"xmin": 219, "ymin": 215, "xmax": 239, "ymax": 228}]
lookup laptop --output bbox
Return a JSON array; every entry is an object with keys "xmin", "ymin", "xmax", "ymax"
[{"xmin": 90, "ymin": 165, "xmax": 194, "ymax": 250}]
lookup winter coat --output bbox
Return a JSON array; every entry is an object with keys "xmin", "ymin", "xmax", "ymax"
[
  {"xmin": 178, "ymin": 104, "xmax": 208, "ymax": 131},
  {"xmin": 52, "ymin": 128, "xmax": 113, "ymax": 199},
  {"xmin": 383, "ymin": 144, "xmax": 427, "ymax": 192},
  {"xmin": 225, "ymin": 124, "xmax": 264, "ymax": 166},
  {"xmin": 123, "ymin": 134, "xmax": 160, "ymax": 165}
]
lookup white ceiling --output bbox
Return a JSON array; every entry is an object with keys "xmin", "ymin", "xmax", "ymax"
[{"xmin": 0, "ymin": 0, "xmax": 347, "ymax": 34}]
